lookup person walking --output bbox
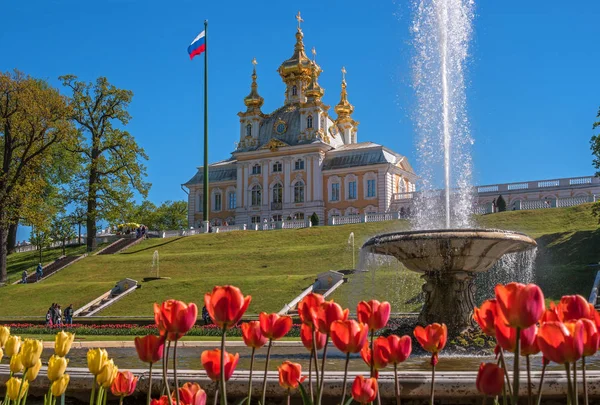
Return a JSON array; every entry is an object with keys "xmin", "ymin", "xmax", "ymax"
[
  {"xmin": 55, "ymin": 305, "xmax": 62, "ymax": 326},
  {"xmin": 36, "ymin": 263, "xmax": 43, "ymax": 281},
  {"xmin": 46, "ymin": 306, "xmax": 53, "ymax": 327},
  {"xmin": 64, "ymin": 304, "xmax": 73, "ymax": 326},
  {"xmin": 21, "ymin": 270, "xmax": 28, "ymax": 284}
]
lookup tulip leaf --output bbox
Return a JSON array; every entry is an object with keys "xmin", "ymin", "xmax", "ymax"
[
  {"xmin": 344, "ymin": 397, "xmax": 354, "ymax": 405},
  {"xmin": 298, "ymin": 383, "xmax": 314, "ymax": 405}
]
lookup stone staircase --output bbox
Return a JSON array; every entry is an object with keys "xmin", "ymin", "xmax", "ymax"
[
  {"xmin": 19, "ymin": 255, "xmax": 86, "ymax": 284},
  {"xmin": 74, "ymin": 278, "xmax": 138, "ymax": 317},
  {"xmin": 279, "ymin": 270, "xmax": 347, "ymax": 315},
  {"xmin": 96, "ymin": 237, "xmax": 143, "ymax": 255}
]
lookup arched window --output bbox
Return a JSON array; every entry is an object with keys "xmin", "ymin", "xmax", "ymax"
[
  {"xmin": 292, "ymin": 85, "xmax": 297, "ymax": 96},
  {"xmin": 251, "ymin": 185, "xmax": 262, "ymax": 206},
  {"xmin": 272, "ymin": 183, "xmax": 283, "ymax": 204},
  {"xmin": 293, "ymin": 212, "xmax": 304, "ymax": 220},
  {"xmin": 307, "ymin": 115, "xmax": 313, "ymax": 129},
  {"xmin": 246, "ymin": 124, "xmax": 252, "ymax": 137},
  {"xmin": 294, "ymin": 181, "xmax": 305, "ymax": 203}
]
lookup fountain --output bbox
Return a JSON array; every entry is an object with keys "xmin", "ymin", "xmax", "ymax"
[{"xmin": 362, "ymin": 0, "xmax": 537, "ymax": 333}]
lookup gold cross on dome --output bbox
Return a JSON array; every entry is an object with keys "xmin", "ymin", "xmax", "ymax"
[
  {"xmin": 252, "ymin": 57, "xmax": 257, "ymax": 66},
  {"xmin": 296, "ymin": 11, "xmax": 303, "ymax": 29},
  {"xmin": 311, "ymin": 47, "xmax": 316, "ymax": 61},
  {"xmin": 341, "ymin": 66, "xmax": 347, "ymax": 81}
]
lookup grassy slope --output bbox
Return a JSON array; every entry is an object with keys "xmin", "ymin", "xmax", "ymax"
[{"xmin": 1, "ymin": 204, "xmax": 598, "ymax": 317}]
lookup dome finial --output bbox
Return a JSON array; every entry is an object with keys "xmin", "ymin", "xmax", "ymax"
[
  {"xmin": 335, "ymin": 66, "xmax": 354, "ymax": 118},
  {"xmin": 296, "ymin": 11, "xmax": 304, "ymax": 31},
  {"xmin": 244, "ymin": 57, "xmax": 264, "ymax": 110}
]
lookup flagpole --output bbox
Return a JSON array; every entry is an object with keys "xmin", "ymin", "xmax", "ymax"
[{"xmin": 202, "ymin": 19, "xmax": 210, "ymax": 229}]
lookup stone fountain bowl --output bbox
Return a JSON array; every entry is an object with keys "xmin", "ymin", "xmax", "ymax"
[{"xmin": 362, "ymin": 228, "xmax": 537, "ymax": 274}]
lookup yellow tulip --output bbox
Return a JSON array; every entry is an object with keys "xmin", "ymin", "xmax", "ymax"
[
  {"xmin": 10, "ymin": 353, "xmax": 24, "ymax": 374},
  {"xmin": 0, "ymin": 348, "xmax": 3, "ymax": 364},
  {"xmin": 21, "ymin": 338, "xmax": 43, "ymax": 369},
  {"xmin": 54, "ymin": 331, "xmax": 75, "ymax": 357},
  {"xmin": 0, "ymin": 326, "xmax": 10, "ymax": 347},
  {"xmin": 47, "ymin": 355, "xmax": 69, "ymax": 381},
  {"xmin": 97, "ymin": 359, "xmax": 118, "ymax": 388},
  {"xmin": 5, "ymin": 377, "xmax": 28, "ymax": 401},
  {"xmin": 51, "ymin": 374, "xmax": 70, "ymax": 397},
  {"xmin": 25, "ymin": 358, "xmax": 42, "ymax": 382},
  {"xmin": 4, "ymin": 335, "xmax": 21, "ymax": 357},
  {"xmin": 87, "ymin": 348, "xmax": 108, "ymax": 375}
]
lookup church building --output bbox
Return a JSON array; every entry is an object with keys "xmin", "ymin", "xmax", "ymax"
[{"xmin": 183, "ymin": 14, "xmax": 417, "ymax": 227}]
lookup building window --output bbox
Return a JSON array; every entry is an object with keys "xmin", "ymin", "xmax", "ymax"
[
  {"xmin": 331, "ymin": 183, "xmax": 340, "ymax": 201},
  {"xmin": 348, "ymin": 181, "xmax": 357, "ymax": 200},
  {"xmin": 252, "ymin": 164, "xmax": 261, "ymax": 175},
  {"xmin": 272, "ymin": 161, "xmax": 282, "ymax": 173},
  {"xmin": 294, "ymin": 181, "xmax": 305, "ymax": 203},
  {"xmin": 292, "ymin": 85, "xmax": 297, "ymax": 96},
  {"xmin": 293, "ymin": 212, "xmax": 304, "ymax": 220},
  {"xmin": 197, "ymin": 193, "xmax": 203, "ymax": 212},
  {"xmin": 272, "ymin": 214, "xmax": 282, "ymax": 222},
  {"xmin": 214, "ymin": 192, "xmax": 222, "ymax": 211},
  {"xmin": 307, "ymin": 115, "xmax": 313, "ymax": 129},
  {"xmin": 294, "ymin": 159, "xmax": 304, "ymax": 171},
  {"xmin": 367, "ymin": 179, "xmax": 376, "ymax": 198},
  {"xmin": 251, "ymin": 185, "xmax": 262, "ymax": 206},
  {"xmin": 251, "ymin": 215, "xmax": 261, "ymax": 224},
  {"xmin": 272, "ymin": 183, "xmax": 283, "ymax": 204},
  {"xmin": 228, "ymin": 192, "xmax": 236, "ymax": 209},
  {"xmin": 246, "ymin": 124, "xmax": 252, "ymax": 137}
]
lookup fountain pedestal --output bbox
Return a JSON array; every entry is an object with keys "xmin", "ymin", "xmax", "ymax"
[{"xmin": 362, "ymin": 229, "xmax": 537, "ymax": 333}]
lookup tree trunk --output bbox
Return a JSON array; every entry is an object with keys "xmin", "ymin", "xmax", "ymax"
[
  {"xmin": 86, "ymin": 147, "xmax": 99, "ymax": 252},
  {"xmin": 7, "ymin": 222, "xmax": 18, "ymax": 254},
  {"xmin": 39, "ymin": 244, "xmax": 42, "ymax": 263},
  {"xmin": 62, "ymin": 239, "xmax": 66, "ymax": 256},
  {"xmin": 0, "ymin": 223, "xmax": 8, "ymax": 285},
  {"xmin": 78, "ymin": 223, "xmax": 81, "ymax": 246}
]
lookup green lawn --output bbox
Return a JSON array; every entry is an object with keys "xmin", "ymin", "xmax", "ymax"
[{"xmin": 1, "ymin": 204, "xmax": 599, "ymax": 318}]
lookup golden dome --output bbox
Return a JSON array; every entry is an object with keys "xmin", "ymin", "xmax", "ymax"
[
  {"xmin": 334, "ymin": 67, "xmax": 354, "ymax": 118},
  {"xmin": 244, "ymin": 58, "xmax": 264, "ymax": 110},
  {"xmin": 305, "ymin": 48, "xmax": 324, "ymax": 99},
  {"xmin": 278, "ymin": 12, "xmax": 313, "ymax": 81}
]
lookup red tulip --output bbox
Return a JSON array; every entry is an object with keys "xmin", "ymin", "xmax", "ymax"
[
  {"xmin": 204, "ymin": 285, "xmax": 251, "ymax": 330},
  {"xmin": 178, "ymin": 382, "xmax": 207, "ymax": 405},
  {"xmin": 278, "ymin": 361, "xmax": 306, "ymax": 390},
  {"xmin": 241, "ymin": 321, "xmax": 267, "ymax": 349},
  {"xmin": 494, "ymin": 320, "xmax": 539, "ymax": 356},
  {"xmin": 537, "ymin": 321, "xmax": 584, "ymax": 364},
  {"xmin": 580, "ymin": 318, "xmax": 600, "ymax": 357},
  {"xmin": 360, "ymin": 337, "xmax": 391, "ymax": 370},
  {"xmin": 110, "ymin": 371, "xmax": 138, "ymax": 397},
  {"xmin": 134, "ymin": 335, "xmax": 164, "ymax": 364},
  {"xmin": 297, "ymin": 293, "xmax": 324, "ymax": 327},
  {"xmin": 495, "ymin": 283, "xmax": 545, "ymax": 329},
  {"xmin": 476, "ymin": 363, "xmax": 504, "ymax": 396},
  {"xmin": 540, "ymin": 302, "xmax": 561, "ymax": 323},
  {"xmin": 387, "ymin": 335, "xmax": 412, "ymax": 364},
  {"xmin": 414, "ymin": 323, "xmax": 447, "ymax": 354},
  {"xmin": 300, "ymin": 324, "xmax": 326, "ymax": 352},
  {"xmin": 155, "ymin": 300, "xmax": 198, "ymax": 339},
  {"xmin": 473, "ymin": 299, "xmax": 498, "ymax": 337},
  {"xmin": 259, "ymin": 313, "xmax": 292, "ymax": 340},
  {"xmin": 154, "ymin": 304, "xmax": 181, "ymax": 341},
  {"xmin": 351, "ymin": 375, "xmax": 378, "ymax": 404},
  {"xmin": 201, "ymin": 349, "xmax": 239, "ymax": 382},
  {"xmin": 315, "ymin": 300, "xmax": 349, "ymax": 335},
  {"xmin": 330, "ymin": 320, "xmax": 368, "ymax": 354},
  {"xmin": 150, "ymin": 396, "xmax": 183, "ymax": 405},
  {"xmin": 557, "ymin": 295, "xmax": 592, "ymax": 321},
  {"xmin": 357, "ymin": 300, "xmax": 391, "ymax": 331}
]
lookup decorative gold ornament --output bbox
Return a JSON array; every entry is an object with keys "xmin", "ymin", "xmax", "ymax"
[{"xmin": 273, "ymin": 119, "xmax": 287, "ymax": 135}]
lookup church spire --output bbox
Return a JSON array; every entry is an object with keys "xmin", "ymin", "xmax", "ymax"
[
  {"xmin": 243, "ymin": 57, "xmax": 264, "ymax": 111},
  {"xmin": 334, "ymin": 66, "xmax": 354, "ymax": 118},
  {"xmin": 305, "ymin": 47, "xmax": 324, "ymax": 101}
]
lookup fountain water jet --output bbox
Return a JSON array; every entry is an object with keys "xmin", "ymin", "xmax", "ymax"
[{"xmin": 362, "ymin": 0, "xmax": 537, "ymax": 333}]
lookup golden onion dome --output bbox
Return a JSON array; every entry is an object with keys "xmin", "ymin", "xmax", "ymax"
[
  {"xmin": 244, "ymin": 58, "xmax": 264, "ymax": 109},
  {"xmin": 334, "ymin": 67, "xmax": 354, "ymax": 118},
  {"xmin": 278, "ymin": 13, "xmax": 313, "ymax": 81},
  {"xmin": 305, "ymin": 52, "xmax": 324, "ymax": 99}
]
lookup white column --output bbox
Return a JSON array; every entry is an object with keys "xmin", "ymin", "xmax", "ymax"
[
  {"xmin": 313, "ymin": 155, "xmax": 322, "ymax": 200},
  {"xmin": 236, "ymin": 166, "xmax": 243, "ymax": 209},
  {"xmin": 243, "ymin": 164, "xmax": 250, "ymax": 208},
  {"xmin": 306, "ymin": 156, "xmax": 312, "ymax": 202},
  {"xmin": 262, "ymin": 160, "xmax": 269, "ymax": 208},
  {"xmin": 283, "ymin": 158, "xmax": 291, "ymax": 204}
]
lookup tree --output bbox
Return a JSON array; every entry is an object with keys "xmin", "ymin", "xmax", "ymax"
[
  {"xmin": 153, "ymin": 200, "xmax": 187, "ymax": 230},
  {"xmin": 51, "ymin": 215, "xmax": 76, "ymax": 256},
  {"xmin": 310, "ymin": 212, "xmax": 319, "ymax": 226},
  {"xmin": 60, "ymin": 75, "xmax": 150, "ymax": 252},
  {"xmin": 69, "ymin": 207, "xmax": 86, "ymax": 246},
  {"xmin": 496, "ymin": 195, "xmax": 507, "ymax": 212},
  {"xmin": 591, "ymin": 107, "xmax": 600, "ymax": 223},
  {"xmin": 30, "ymin": 226, "xmax": 52, "ymax": 264},
  {"xmin": 0, "ymin": 71, "xmax": 76, "ymax": 284}
]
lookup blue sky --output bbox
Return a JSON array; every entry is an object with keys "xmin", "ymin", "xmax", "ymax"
[{"xmin": 2, "ymin": 0, "xmax": 600, "ymax": 239}]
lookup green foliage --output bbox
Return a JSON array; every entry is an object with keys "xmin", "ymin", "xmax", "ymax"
[
  {"xmin": 310, "ymin": 212, "xmax": 319, "ymax": 227},
  {"xmin": 591, "ymin": 106, "xmax": 600, "ymax": 176},
  {"xmin": 496, "ymin": 195, "xmax": 507, "ymax": 212},
  {"xmin": 50, "ymin": 215, "xmax": 76, "ymax": 255},
  {"xmin": 60, "ymin": 75, "xmax": 151, "ymax": 250},
  {"xmin": 0, "ymin": 70, "xmax": 77, "ymax": 283},
  {"xmin": 114, "ymin": 199, "xmax": 187, "ymax": 231}
]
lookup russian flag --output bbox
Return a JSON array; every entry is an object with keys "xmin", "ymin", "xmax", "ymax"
[{"xmin": 187, "ymin": 31, "xmax": 206, "ymax": 60}]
